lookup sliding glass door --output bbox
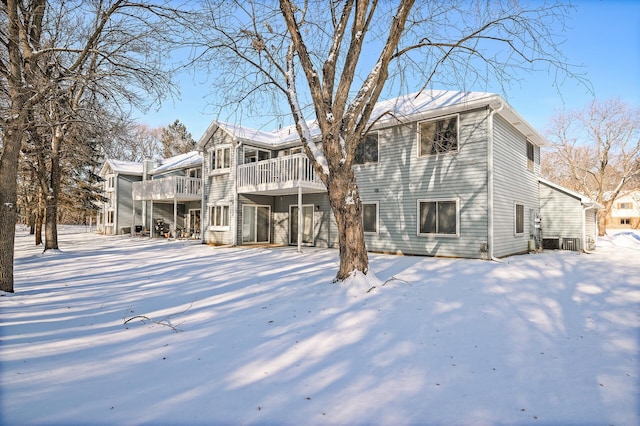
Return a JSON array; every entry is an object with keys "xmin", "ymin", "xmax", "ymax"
[{"xmin": 242, "ymin": 205, "xmax": 270, "ymax": 243}]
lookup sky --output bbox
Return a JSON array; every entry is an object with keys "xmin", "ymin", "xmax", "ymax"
[{"xmin": 138, "ymin": 1, "xmax": 640, "ymax": 142}]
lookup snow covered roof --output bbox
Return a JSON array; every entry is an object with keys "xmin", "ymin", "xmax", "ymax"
[
  {"xmin": 539, "ymin": 178, "xmax": 604, "ymax": 209},
  {"xmin": 102, "ymin": 159, "xmax": 143, "ymax": 176},
  {"xmin": 150, "ymin": 151, "xmax": 202, "ymax": 175},
  {"xmin": 197, "ymin": 90, "xmax": 547, "ymax": 149}
]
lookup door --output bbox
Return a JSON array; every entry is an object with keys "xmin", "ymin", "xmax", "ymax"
[
  {"xmin": 242, "ymin": 205, "xmax": 270, "ymax": 243},
  {"xmin": 290, "ymin": 204, "xmax": 314, "ymax": 245},
  {"xmin": 188, "ymin": 209, "xmax": 201, "ymax": 236}
]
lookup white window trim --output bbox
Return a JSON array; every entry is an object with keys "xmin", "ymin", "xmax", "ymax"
[
  {"xmin": 208, "ymin": 202, "xmax": 231, "ymax": 231},
  {"xmin": 514, "ymin": 202, "xmax": 525, "ymax": 236},
  {"xmin": 288, "ymin": 204, "xmax": 315, "ymax": 246},
  {"xmin": 208, "ymin": 144, "xmax": 232, "ymax": 175},
  {"xmin": 362, "ymin": 201, "xmax": 379, "ymax": 235},
  {"xmin": 416, "ymin": 198, "xmax": 460, "ymax": 237},
  {"xmin": 355, "ymin": 131, "xmax": 380, "ymax": 166},
  {"xmin": 243, "ymin": 146, "xmax": 271, "ymax": 164},
  {"xmin": 242, "ymin": 204, "xmax": 271, "ymax": 244},
  {"xmin": 417, "ymin": 114, "xmax": 460, "ymax": 157}
]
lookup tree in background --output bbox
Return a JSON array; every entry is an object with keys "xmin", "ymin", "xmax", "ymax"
[
  {"xmin": 543, "ymin": 98, "xmax": 640, "ymax": 235},
  {"xmin": 192, "ymin": 0, "xmax": 582, "ymax": 282},
  {"xmin": 161, "ymin": 119, "xmax": 195, "ymax": 158},
  {"xmin": 102, "ymin": 120, "xmax": 164, "ymax": 163},
  {"xmin": 0, "ymin": 0, "xmax": 181, "ymax": 292}
]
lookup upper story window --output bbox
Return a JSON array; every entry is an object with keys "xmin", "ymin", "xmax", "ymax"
[
  {"xmin": 418, "ymin": 115, "xmax": 459, "ymax": 156},
  {"xmin": 355, "ymin": 132, "xmax": 379, "ymax": 165},
  {"xmin": 244, "ymin": 147, "xmax": 270, "ymax": 164},
  {"xmin": 527, "ymin": 141, "xmax": 535, "ymax": 172},
  {"xmin": 106, "ymin": 175, "xmax": 115, "ymax": 190},
  {"xmin": 188, "ymin": 167, "xmax": 202, "ymax": 178},
  {"xmin": 209, "ymin": 146, "xmax": 231, "ymax": 172},
  {"xmin": 617, "ymin": 202, "xmax": 633, "ymax": 209}
]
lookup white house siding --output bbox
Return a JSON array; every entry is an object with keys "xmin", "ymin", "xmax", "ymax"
[
  {"xmin": 539, "ymin": 182, "xmax": 585, "ymax": 250},
  {"xmin": 492, "ymin": 115, "xmax": 540, "ymax": 257},
  {"xmin": 356, "ymin": 108, "xmax": 490, "ymax": 258},
  {"xmin": 585, "ymin": 208, "xmax": 597, "ymax": 249},
  {"xmin": 202, "ymin": 130, "xmax": 237, "ymax": 245}
]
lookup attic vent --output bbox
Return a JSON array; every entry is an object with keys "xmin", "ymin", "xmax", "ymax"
[{"xmin": 562, "ymin": 238, "xmax": 580, "ymax": 251}]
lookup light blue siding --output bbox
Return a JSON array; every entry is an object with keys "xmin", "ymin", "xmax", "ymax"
[
  {"xmin": 492, "ymin": 115, "xmax": 539, "ymax": 257},
  {"xmin": 356, "ymin": 109, "xmax": 490, "ymax": 258}
]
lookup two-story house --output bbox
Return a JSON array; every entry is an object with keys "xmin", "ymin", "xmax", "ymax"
[
  {"xmin": 98, "ymin": 159, "xmax": 143, "ymax": 235},
  {"xmin": 197, "ymin": 90, "xmax": 600, "ymax": 258},
  {"xmin": 606, "ymin": 190, "xmax": 640, "ymax": 229},
  {"xmin": 99, "ymin": 151, "xmax": 202, "ymax": 237}
]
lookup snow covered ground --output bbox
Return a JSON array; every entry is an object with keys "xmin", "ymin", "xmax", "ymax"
[{"xmin": 1, "ymin": 227, "xmax": 639, "ymax": 425}]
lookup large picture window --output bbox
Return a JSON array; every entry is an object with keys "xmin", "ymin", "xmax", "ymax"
[
  {"xmin": 418, "ymin": 115, "xmax": 459, "ymax": 156},
  {"xmin": 418, "ymin": 199, "xmax": 459, "ymax": 236},
  {"xmin": 244, "ymin": 147, "xmax": 270, "ymax": 164},
  {"xmin": 362, "ymin": 202, "xmax": 378, "ymax": 234},
  {"xmin": 355, "ymin": 133, "xmax": 379, "ymax": 165},
  {"xmin": 515, "ymin": 203, "xmax": 525, "ymax": 235}
]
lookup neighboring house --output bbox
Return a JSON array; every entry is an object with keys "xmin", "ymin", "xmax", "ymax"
[
  {"xmin": 196, "ymin": 90, "xmax": 600, "ymax": 258},
  {"xmin": 97, "ymin": 159, "xmax": 143, "ymax": 235},
  {"xmin": 606, "ymin": 190, "xmax": 640, "ymax": 229},
  {"xmin": 131, "ymin": 151, "xmax": 203, "ymax": 238},
  {"xmin": 98, "ymin": 151, "xmax": 202, "ymax": 237},
  {"xmin": 539, "ymin": 178, "xmax": 602, "ymax": 251}
]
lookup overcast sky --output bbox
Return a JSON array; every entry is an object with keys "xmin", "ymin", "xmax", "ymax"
[{"xmin": 138, "ymin": 1, "xmax": 640, "ymax": 142}]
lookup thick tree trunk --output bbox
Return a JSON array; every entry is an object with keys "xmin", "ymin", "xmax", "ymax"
[
  {"xmin": 326, "ymin": 166, "xmax": 369, "ymax": 281},
  {"xmin": 0, "ymin": 125, "xmax": 21, "ymax": 293},
  {"xmin": 43, "ymin": 148, "xmax": 62, "ymax": 251},
  {"xmin": 598, "ymin": 201, "xmax": 612, "ymax": 237}
]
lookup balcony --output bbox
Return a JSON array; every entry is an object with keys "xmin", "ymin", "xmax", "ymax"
[
  {"xmin": 132, "ymin": 176, "xmax": 202, "ymax": 201},
  {"xmin": 237, "ymin": 154, "xmax": 326, "ymax": 195}
]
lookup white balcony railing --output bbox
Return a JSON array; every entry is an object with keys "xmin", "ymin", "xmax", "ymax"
[
  {"xmin": 237, "ymin": 154, "xmax": 324, "ymax": 192},
  {"xmin": 132, "ymin": 176, "xmax": 202, "ymax": 201}
]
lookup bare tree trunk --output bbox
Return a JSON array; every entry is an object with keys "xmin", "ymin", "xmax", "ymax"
[
  {"xmin": 43, "ymin": 134, "xmax": 62, "ymax": 250},
  {"xmin": 0, "ymin": 119, "xmax": 22, "ymax": 293},
  {"xmin": 326, "ymin": 166, "xmax": 368, "ymax": 280}
]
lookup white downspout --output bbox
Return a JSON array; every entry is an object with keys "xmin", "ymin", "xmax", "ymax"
[
  {"xmin": 488, "ymin": 102, "xmax": 504, "ymax": 261},
  {"xmin": 232, "ymin": 139, "xmax": 241, "ymax": 247}
]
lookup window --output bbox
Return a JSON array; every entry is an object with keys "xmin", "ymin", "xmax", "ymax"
[
  {"xmin": 620, "ymin": 218, "xmax": 631, "ymax": 225},
  {"xmin": 527, "ymin": 141, "xmax": 535, "ymax": 172},
  {"xmin": 188, "ymin": 167, "xmax": 201, "ymax": 178},
  {"xmin": 106, "ymin": 210, "xmax": 114, "ymax": 225},
  {"xmin": 355, "ymin": 133, "xmax": 379, "ymax": 165},
  {"xmin": 209, "ymin": 204, "xmax": 230, "ymax": 229},
  {"xmin": 362, "ymin": 202, "xmax": 378, "ymax": 234},
  {"xmin": 209, "ymin": 146, "xmax": 231, "ymax": 172},
  {"xmin": 618, "ymin": 202, "xmax": 632, "ymax": 209},
  {"xmin": 418, "ymin": 115, "xmax": 458, "ymax": 156},
  {"xmin": 106, "ymin": 175, "xmax": 115, "ymax": 190},
  {"xmin": 418, "ymin": 199, "xmax": 458, "ymax": 236},
  {"xmin": 244, "ymin": 147, "xmax": 270, "ymax": 164},
  {"xmin": 515, "ymin": 203, "xmax": 525, "ymax": 235}
]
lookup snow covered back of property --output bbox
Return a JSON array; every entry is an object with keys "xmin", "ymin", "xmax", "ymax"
[{"xmin": 1, "ymin": 227, "xmax": 638, "ymax": 425}]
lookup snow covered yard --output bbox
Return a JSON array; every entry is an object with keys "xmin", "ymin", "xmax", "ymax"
[{"xmin": 1, "ymin": 227, "xmax": 639, "ymax": 426}]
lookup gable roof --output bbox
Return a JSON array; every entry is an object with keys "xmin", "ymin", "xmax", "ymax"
[
  {"xmin": 150, "ymin": 151, "xmax": 202, "ymax": 175},
  {"xmin": 197, "ymin": 89, "xmax": 547, "ymax": 150},
  {"xmin": 100, "ymin": 159, "xmax": 143, "ymax": 177},
  {"xmin": 539, "ymin": 178, "xmax": 604, "ymax": 209}
]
